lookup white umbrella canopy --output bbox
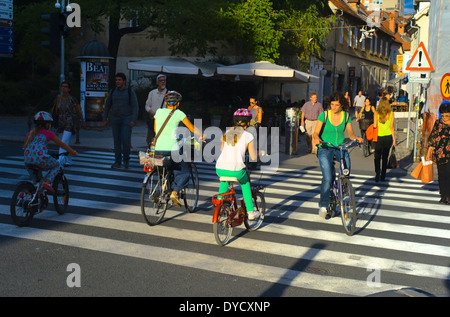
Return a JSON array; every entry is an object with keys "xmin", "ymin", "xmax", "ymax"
[
  {"xmin": 217, "ymin": 61, "xmax": 319, "ymax": 83},
  {"xmin": 127, "ymin": 56, "xmax": 222, "ymax": 77}
]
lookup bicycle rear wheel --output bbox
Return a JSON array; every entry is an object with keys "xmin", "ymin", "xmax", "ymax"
[
  {"xmin": 213, "ymin": 201, "xmax": 233, "ymax": 246},
  {"xmin": 339, "ymin": 178, "xmax": 357, "ymax": 236},
  {"xmin": 10, "ymin": 182, "xmax": 36, "ymax": 227},
  {"xmin": 244, "ymin": 191, "xmax": 265, "ymax": 231},
  {"xmin": 141, "ymin": 170, "xmax": 168, "ymax": 226},
  {"xmin": 53, "ymin": 173, "xmax": 69, "ymax": 214},
  {"xmin": 183, "ymin": 163, "xmax": 199, "ymax": 213}
]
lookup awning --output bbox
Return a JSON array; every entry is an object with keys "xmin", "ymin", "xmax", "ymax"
[
  {"xmin": 127, "ymin": 56, "xmax": 223, "ymax": 77},
  {"xmin": 217, "ymin": 61, "xmax": 319, "ymax": 83}
]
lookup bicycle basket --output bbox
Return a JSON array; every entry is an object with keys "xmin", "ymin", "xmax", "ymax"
[
  {"xmin": 139, "ymin": 151, "xmax": 171, "ymax": 167},
  {"xmin": 358, "ymin": 119, "xmax": 373, "ymax": 131}
]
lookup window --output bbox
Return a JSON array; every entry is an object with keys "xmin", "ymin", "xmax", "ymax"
[
  {"xmin": 370, "ymin": 37, "xmax": 373, "ymax": 53},
  {"xmin": 379, "ymin": 39, "xmax": 383, "ymax": 56},
  {"xmin": 354, "ymin": 28, "xmax": 358, "ymax": 48},
  {"xmin": 339, "ymin": 20, "xmax": 343, "ymax": 44},
  {"xmin": 348, "ymin": 26, "xmax": 352, "ymax": 47},
  {"xmin": 374, "ymin": 37, "xmax": 378, "ymax": 55},
  {"xmin": 362, "ymin": 37, "xmax": 365, "ymax": 51}
]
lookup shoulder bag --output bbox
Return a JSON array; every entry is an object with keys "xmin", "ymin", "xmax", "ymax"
[{"xmin": 149, "ymin": 109, "xmax": 176, "ymax": 150}]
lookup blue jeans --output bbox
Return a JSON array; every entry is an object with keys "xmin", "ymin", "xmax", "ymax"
[
  {"xmin": 172, "ymin": 161, "xmax": 190, "ymax": 194},
  {"xmin": 155, "ymin": 150, "xmax": 190, "ymax": 194},
  {"xmin": 110, "ymin": 116, "xmax": 132, "ymax": 164},
  {"xmin": 317, "ymin": 146, "xmax": 351, "ymax": 208}
]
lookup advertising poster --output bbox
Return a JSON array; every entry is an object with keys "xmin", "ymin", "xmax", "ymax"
[{"xmin": 80, "ymin": 59, "xmax": 110, "ymax": 123}]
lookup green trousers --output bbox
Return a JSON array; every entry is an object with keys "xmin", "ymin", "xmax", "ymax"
[{"xmin": 216, "ymin": 168, "xmax": 254, "ymax": 212}]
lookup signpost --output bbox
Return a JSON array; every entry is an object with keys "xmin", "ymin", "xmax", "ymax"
[
  {"xmin": 405, "ymin": 42, "xmax": 434, "ymax": 161},
  {"xmin": 0, "ymin": 0, "xmax": 12, "ymax": 58}
]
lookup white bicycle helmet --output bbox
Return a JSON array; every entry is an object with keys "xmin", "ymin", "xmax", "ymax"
[{"xmin": 34, "ymin": 111, "xmax": 53, "ymax": 123}]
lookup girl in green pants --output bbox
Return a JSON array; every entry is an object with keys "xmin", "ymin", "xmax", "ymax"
[{"xmin": 215, "ymin": 108, "xmax": 259, "ymax": 220}]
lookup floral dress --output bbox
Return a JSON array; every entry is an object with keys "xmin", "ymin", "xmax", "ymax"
[
  {"xmin": 428, "ymin": 119, "xmax": 450, "ymax": 165},
  {"xmin": 54, "ymin": 95, "xmax": 79, "ymax": 133},
  {"xmin": 24, "ymin": 129, "xmax": 61, "ymax": 183}
]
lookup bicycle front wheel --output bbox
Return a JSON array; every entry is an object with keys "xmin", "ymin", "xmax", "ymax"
[
  {"xmin": 183, "ymin": 163, "xmax": 199, "ymax": 213},
  {"xmin": 53, "ymin": 173, "xmax": 69, "ymax": 214},
  {"xmin": 141, "ymin": 170, "xmax": 168, "ymax": 226},
  {"xmin": 363, "ymin": 135, "xmax": 370, "ymax": 157},
  {"xmin": 339, "ymin": 178, "xmax": 357, "ymax": 236},
  {"xmin": 10, "ymin": 182, "xmax": 36, "ymax": 227},
  {"xmin": 244, "ymin": 191, "xmax": 265, "ymax": 231},
  {"xmin": 213, "ymin": 201, "xmax": 233, "ymax": 246}
]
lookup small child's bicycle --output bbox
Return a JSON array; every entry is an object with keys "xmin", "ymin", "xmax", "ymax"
[
  {"xmin": 10, "ymin": 153, "xmax": 70, "ymax": 227},
  {"xmin": 211, "ymin": 171, "xmax": 265, "ymax": 246}
]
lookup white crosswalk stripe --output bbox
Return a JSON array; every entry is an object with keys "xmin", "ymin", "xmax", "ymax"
[{"xmin": 1, "ymin": 150, "xmax": 449, "ymax": 296}]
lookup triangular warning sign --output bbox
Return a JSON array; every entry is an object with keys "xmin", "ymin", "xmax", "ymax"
[{"xmin": 405, "ymin": 42, "xmax": 434, "ymax": 71}]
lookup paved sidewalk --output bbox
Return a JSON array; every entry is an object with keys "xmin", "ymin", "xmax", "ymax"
[{"xmin": 0, "ymin": 115, "xmax": 418, "ymax": 175}]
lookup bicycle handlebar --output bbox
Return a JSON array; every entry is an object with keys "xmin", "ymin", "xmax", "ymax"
[
  {"xmin": 49, "ymin": 152, "xmax": 70, "ymax": 158},
  {"xmin": 319, "ymin": 139, "xmax": 359, "ymax": 150}
]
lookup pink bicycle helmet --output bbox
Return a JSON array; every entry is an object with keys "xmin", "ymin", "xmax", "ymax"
[
  {"xmin": 34, "ymin": 111, "xmax": 53, "ymax": 123},
  {"xmin": 233, "ymin": 108, "xmax": 252, "ymax": 125}
]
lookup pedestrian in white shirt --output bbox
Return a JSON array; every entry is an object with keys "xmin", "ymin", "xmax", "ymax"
[
  {"xmin": 144, "ymin": 74, "xmax": 167, "ymax": 145},
  {"xmin": 353, "ymin": 91, "xmax": 366, "ymax": 117}
]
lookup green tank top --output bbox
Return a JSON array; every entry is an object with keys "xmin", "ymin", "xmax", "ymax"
[
  {"xmin": 318, "ymin": 110, "xmax": 351, "ymax": 146},
  {"xmin": 377, "ymin": 113, "xmax": 392, "ymax": 137}
]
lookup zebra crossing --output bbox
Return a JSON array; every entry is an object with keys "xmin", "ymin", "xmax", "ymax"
[{"xmin": 0, "ymin": 150, "xmax": 449, "ymax": 296}]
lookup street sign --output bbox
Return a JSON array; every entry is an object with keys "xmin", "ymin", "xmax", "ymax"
[
  {"xmin": 441, "ymin": 73, "xmax": 450, "ymax": 100},
  {"xmin": 405, "ymin": 42, "xmax": 434, "ymax": 72},
  {"xmin": 408, "ymin": 71, "xmax": 430, "ymax": 84},
  {"xmin": 0, "ymin": 0, "xmax": 12, "ymax": 58}
]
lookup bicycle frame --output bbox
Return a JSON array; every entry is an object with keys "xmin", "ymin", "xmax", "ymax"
[
  {"xmin": 211, "ymin": 172, "xmax": 262, "ymax": 225},
  {"xmin": 320, "ymin": 140, "xmax": 358, "ymax": 235}
]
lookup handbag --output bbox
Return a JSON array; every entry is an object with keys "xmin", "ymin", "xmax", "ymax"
[
  {"xmin": 50, "ymin": 95, "xmax": 62, "ymax": 129},
  {"xmin": 365, "ymin": 124, "xmax": 378, "ymax": 142},
  {"xmin": 387, "ymin": 146, "xmax": 399, "ymax": 169},
  {"xmin": 411, "ymin": 162, "xmax": 423, "ymax": 180},
  {"xmin": 149, "ymin": 109, "xmax": 176, "ymax": 150},
  {"xmin": 420, "ymin": 160, "xmax": 434, "ymax": 183}
]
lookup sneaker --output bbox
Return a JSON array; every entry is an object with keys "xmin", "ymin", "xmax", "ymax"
[
  {"xmin": 247, "ymin": 210, "xmax": 261, "ymax": 220},
  {"xmin": 111, "ymin": 162, "xmax": 121, "ymax": 169},
  {"xmin": 43, "ymin": 183, "xmax": 55, "ymax": 193},
  {"xmin": 318, "ymin": 207, "xmax": 327, "ymax": 219},
  {"xmin": 170, "ymin": 192, "xmax": 182, "ymax": 207}
]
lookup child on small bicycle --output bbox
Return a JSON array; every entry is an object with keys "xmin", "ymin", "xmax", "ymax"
[
  {"xmin": 23, "ymin": 111, "xmax": 78, "ymax": 193},
  {"xmin": 216, "ymin": 108, "xmax": 259, "ymax": 220}
]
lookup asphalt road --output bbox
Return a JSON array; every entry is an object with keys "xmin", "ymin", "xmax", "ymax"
[{"xmin": 0, "ymin": 140, "xmax": 449, "ymax": 298}]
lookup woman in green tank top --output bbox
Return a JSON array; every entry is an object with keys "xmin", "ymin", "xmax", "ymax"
[
  {"xmin": 373, "ymin": 98, "xmax": 396, "ymax": 182},
  {"xmin": 313, "ymin": 92, "xmax": 362, "ymax": 219}
]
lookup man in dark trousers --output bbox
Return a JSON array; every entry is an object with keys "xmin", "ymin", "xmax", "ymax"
[{"xmin": 102, "ymin": 72, "xmax": 138, "ymax": 169}]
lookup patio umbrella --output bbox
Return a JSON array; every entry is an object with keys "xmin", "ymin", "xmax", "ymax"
[
  {"xmin": 217, "ymin": 61, "xmax": 319, "ymax": 83},
  {"xmin": 127, "ymin": 56, "xmax": 222, "ymax": 77}
]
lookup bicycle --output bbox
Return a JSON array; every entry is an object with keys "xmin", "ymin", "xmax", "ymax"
[
  {"xmin": 361, "ymin": 130, "xmax": 372, "ymax": 157},
  {"xmin": 318, "ymin": 139, "xmax": 359, "ymax": 236},
  {"xmin": 211, "ymin": 163, "xmax": 265, "ymax": 246},
  {"xmin": 10, "ymin": 152, "xmax": 70, "ymax": 227},
  {"xmin": 358, "ymin": 119, "xmax": 373, "ymax": 157},
  {"xmin": 140, "ymin": 139, "xmax": 200, "ymax": 226}
]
